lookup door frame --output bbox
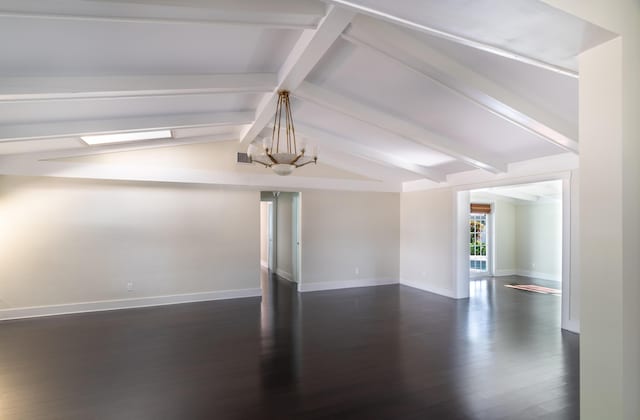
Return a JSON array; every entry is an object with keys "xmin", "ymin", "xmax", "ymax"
[{"xmin": 452, "ymin": 172, "xmax": 575, "ymax": 332}]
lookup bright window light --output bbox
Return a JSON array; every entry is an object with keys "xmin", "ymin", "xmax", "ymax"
[{"xmin": 81, "ymin": 130, "xmax": 173, "ymax": 145}]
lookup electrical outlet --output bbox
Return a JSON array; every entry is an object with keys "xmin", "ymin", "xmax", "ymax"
[
  {"xmin": 355, "ymin": 267, "xmax": 360, "ymax": 275},
  {"xmin": 422, "ymin": 271, "xmax": 427, "ymax": 278},
  {"xmin": 127, "ymin": 282, "xmax": 134, "ymax": 292}
]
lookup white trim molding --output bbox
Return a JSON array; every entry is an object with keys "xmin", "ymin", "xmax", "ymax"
[
  {"xmin": 299, "ymin": 278, "xmax": 397, "ymax": 292},
  {"xmin": 493, "ymin": 269, "xmax": 517, "ymax": 277},
  {"xmin": 516, "ymin": 270, "xmax": 561, "ymax": 282},
  {"xmin": 400, "ymin": 278, "xmax": 457, "ymax": 299},
  {"xmin": 275, "ymin": 268, "xmax": 294, "ymax": 282},
  {"xmin": 0, "ymin": 288, "xmax": 262, "ymax": 321}
]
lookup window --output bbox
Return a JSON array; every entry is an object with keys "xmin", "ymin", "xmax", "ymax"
[{"xmin": 470, "ymin": 213, "xmax": 488, "ymax": 272}]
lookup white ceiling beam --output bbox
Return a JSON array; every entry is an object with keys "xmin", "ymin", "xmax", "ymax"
[
  {"xmin": 343, "ymin": 18, "xmax": 579, "ymax": 153},
  {"xmin": 295, "ymin": 82, "xmax": 507, "ymax": 174},
  {"xmin": 318, "ymin": 149, "xmax": 412, "ymax": 183},
  {"xmin": 0, "ymin": 0, "xmax": 325, "ymax": 29},
  {"xmin": 484, "ymin": 189, "xmax": 540, "ymax": 202},
  {"xmin": 0, "ymin": 112, "xmax": 253, "ymax": 142},
  {"xmin": 326, "ymin": 1, "xmax": 578, "ymax": 78},
  {"xmin": 0, "ymin": 157, "xmax": 401, "ymax": 192},
  {"xmin": 0, "ymin": 74, "xmax": 276, "ymax": 103},
  {"xmin": 239, "ymin": 5, "xmax": 356, "ymax": 146},
  {"xmin": 295, "ymin": 122, "xmax": 446, "ymax": 182},
  {"xmin": 7, "ymin": 134, "xmax": 238, "ymax": 162}
]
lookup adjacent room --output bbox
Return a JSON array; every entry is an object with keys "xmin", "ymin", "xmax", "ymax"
[{"xmin": 0, "ymin": 1, "xmax": 638, "ymax": 419}]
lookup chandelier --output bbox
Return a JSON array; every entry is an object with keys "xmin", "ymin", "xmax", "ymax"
[{"xmin": 247, "ymin": 90, "xmax": 317, "ymax": 176}]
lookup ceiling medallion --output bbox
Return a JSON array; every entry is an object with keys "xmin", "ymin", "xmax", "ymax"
[{"xmin": 247, "ymin": 90, "xmax": 317, "ymax": 176}]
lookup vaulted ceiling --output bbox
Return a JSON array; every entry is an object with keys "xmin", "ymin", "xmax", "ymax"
[{"xmin": 0, "ymin": 0, "xmax": 615, "ymax": 192}]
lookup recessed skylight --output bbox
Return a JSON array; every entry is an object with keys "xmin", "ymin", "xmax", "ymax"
[{"xmin": 81, "ymin": 130, "xmax": 173, "ymax": 145}]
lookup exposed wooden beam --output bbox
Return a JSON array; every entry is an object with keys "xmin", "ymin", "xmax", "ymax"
[
  {"xmin": 0, "ymin": 74, "xmax": 276, "ymax": 103},
  {"xmin": 239, "ymin": 5, "xmax": 355, "ymax": 146},
  {"xmin": 0, "ymin": 0, "xmax": 325, "ymax": 29},
  {"xmin": 295, "ymin": 122, "xmax": 446, "ymax": 182},
  {"xmin": 327, "ymin": 1, "xmax": 578, "ymax": 78},
  {"xmin": 343, "ymin": 18, "xmax": 579, "ymax": 153},
  {"xmin": 0, "ymin": 112, "xmax": 253, "ymax": 142},
  {"xmin": 294, "ymin": 82, "xmax": 507, "ymax": 173}
]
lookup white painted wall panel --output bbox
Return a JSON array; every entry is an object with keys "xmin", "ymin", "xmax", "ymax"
[
  {"xmin": 515, "ymin": 201, "xmax": 563, "ymax": 281},
  {"xmin": 400, "ymin": 188, "xmax": 454, "ymax": 296},
  {"xmin": 0, "ymin": 176, "xmax": 260, "ymax": 309},
  {"xmin": 301, "ymin": 190, "xmax": 400, "ymax": 286}
]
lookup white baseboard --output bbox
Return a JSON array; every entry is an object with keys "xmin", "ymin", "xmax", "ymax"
[
  {"xmin": 299, "ymin": 278, "xmax": 397, "ymax": 292},
  {"xmin": 493, "ymin": 269, "xmax": 517, "ymax": 277},
  {"xmin": 400, "ymin": 278, "xmax": 457, "ymax": 299},
  {"xmin": 516, "ymin": 269, "xmax": 561, "ymax": 282},
  {"xmin": 0, "ymin": 288, "xmax": 262, "ymax": 321},
  {"xmin": 275, "ymin": 268, "xmax": 293, "ymax": 283}
]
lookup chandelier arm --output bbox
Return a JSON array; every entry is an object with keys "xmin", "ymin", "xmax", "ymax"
[
  {"xmin": 276, "ymin": 91, "xmax": 284, "ymax": 153},
  {"xmin": 294, "ymin": 157, "xmax": 318, "ymax": 168},
  {"xmin": 290, "ymin": 153, "xmax": 304, "ymax": 165},
  {"xmin": 266, "ymin": 151, "xmax": 279, "ymax": 164},
  {"xmin": 287, "ymin": 93, "xmax": 298, "ymax": 155},
  {"xmin": 251, "ymin": 157, "xmax": 272, "ymax": 167}
]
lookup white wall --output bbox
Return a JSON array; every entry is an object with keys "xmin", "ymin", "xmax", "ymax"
[
  {"xmin": 540, "ymin": 2, "xmax": 639, "ymax": 416},
  {"xmin": 492, "ymin": 199, "xmax": 517, "ymax": 275},
  {"xmin": 275, "ymin": 192, "xmax": 294, "ymax": 281},
  {"xmin": 400, "ymin": 188, "xmax": 455, "ymax": 297},
  {"xmin": 515, "ymin": 201, "xmax": 562, "ymax": 281},
  {"xmin": 260, "ymin": 202, "xmax": 269, "ymax": 268},
  {"xmin": 0, "ymin": 176, "xmax": 261, "ymax": 317},
  {"xmin": 300, "ymin": 190, "xmax": 400, "ymax": 291}
]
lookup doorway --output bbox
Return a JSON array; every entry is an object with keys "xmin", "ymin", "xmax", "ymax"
[
  {"xmin": 469, "ymin": 205, "xmax": 491, "ymax": 276},
  {"xmin": 260, "ymin": 191, "xmax": 302, "ymax": 288},
  {"xmin": 260, "ymin": 200, "xmax": 274, "ymax": 271},
  {"xmin": 454, "ymin": 176, "xmax": 573, "ymax": 331}
]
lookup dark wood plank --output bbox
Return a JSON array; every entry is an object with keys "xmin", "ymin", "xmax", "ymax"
[{"xmin": 0, "ymin": 274, "xmax": 578, "ymax": 419}]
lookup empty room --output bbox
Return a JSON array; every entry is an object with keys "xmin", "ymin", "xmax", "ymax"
[{"xmin": 0, "ymin": 1, "xmax": 638, "ymax": 419}]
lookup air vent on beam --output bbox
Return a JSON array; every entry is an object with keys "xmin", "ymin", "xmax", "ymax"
[{"xmin": 237, "ymin": 152, "xmax": 251, "ymax": 164}]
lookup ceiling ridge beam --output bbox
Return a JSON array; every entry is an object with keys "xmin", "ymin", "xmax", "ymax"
[
  {"xmin": 294, "ymin": 81, "xmax": 507, "ymax": 173},
  {"xmin": 239, "ymin": 5, "xmax": 356, "ymax": 146},
  {"xmin": 0, "ymin": 0, "xmax": 325, "ymax": 29},
  {"xmin": 0, "ymin": 111, "xmax": 253, "ymax": 142},
  {"xmin": 295, "ymin": 122, "xmax": 446, "ymax": 182},
  {"xmin": 327, "ymin": 0, "xmax": 578, "ymax": 78},
  {"xmin": 342, "ymin": 20, "xmax": 579, "ymax": 153},
  {"xmin": 0, "ymin": 74, "xmax": 277, "ymax": 103}
]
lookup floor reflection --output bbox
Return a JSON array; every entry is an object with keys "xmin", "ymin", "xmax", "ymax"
[
  {"xmin": 259, "ymin": 270, "xmax": 300, "ymax": 400},
  {"xmin": 0, "ymin": 272, "xmax": 578, "ymax": 419}
]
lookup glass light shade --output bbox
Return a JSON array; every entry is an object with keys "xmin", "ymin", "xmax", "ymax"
[
  {"xmin": 272, "ymin": 164, "xmax": 295, "ymax": 176},
  {"xmin": 271, "ymin": 153, "xmax": 298, "ymax": 165}
]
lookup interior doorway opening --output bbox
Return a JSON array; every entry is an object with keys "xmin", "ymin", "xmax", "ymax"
[
  {"xmin": 469, "ymin": 204, "xmax": 491, "ymax": 276},
  {"xmin": 260, "ymin": 200, "xmax": 274, "ymax": 272},
  {"xmin": 260, "ymin": 191, "xmax": 302, "ymax": 290},
  {"xmin": 455, "ymin": 177, "xmax": 572, "ymax": 331}
]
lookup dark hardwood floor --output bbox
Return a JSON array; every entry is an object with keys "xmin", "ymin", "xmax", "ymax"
[{"xmin": 0, "ymin": 274, "xmax": 578, "ymax": 419}]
